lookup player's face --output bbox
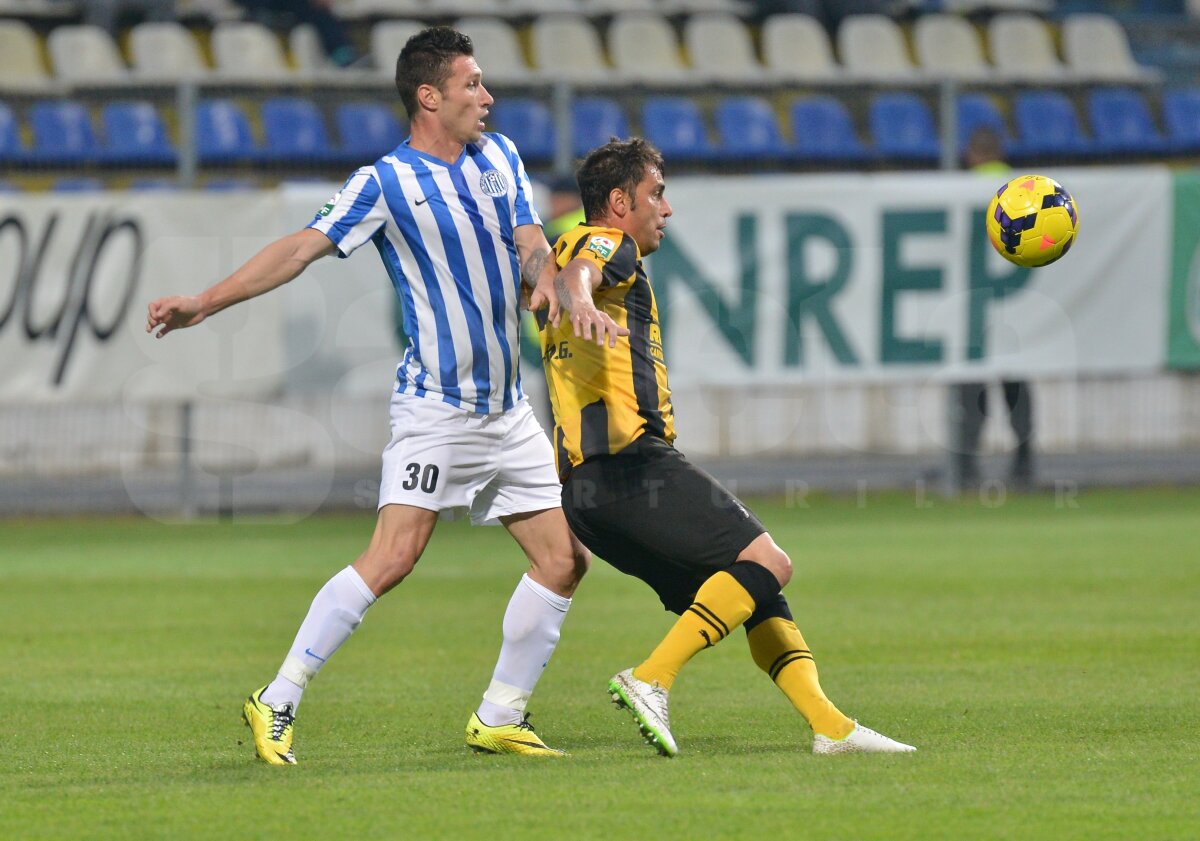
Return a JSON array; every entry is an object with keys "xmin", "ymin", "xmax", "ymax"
[
  {"xmin": 627, "ymin": 166, "xmax": 671, "ymax": 255},
  {"xmin": 438, "ymin": 54, "xmax": 492, "ymax": 144}
]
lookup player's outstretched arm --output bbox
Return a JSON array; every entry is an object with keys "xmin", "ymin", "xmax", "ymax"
[
  {"xmin": 554, "ymin": 258, "xmax": 629, "ymax": 348},
  {"xmin": 146, "ymin": 228, "xmax": 335, "ymax": 339}
]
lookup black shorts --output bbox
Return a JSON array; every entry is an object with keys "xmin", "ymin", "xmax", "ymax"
[{"xmin": 561, "ymin": 435, "xmax": 767, "ymax": 614}]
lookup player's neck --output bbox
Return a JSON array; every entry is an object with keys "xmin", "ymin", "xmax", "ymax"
[{"xmin": 408, "ymin": 124, "xmax": 466, "ymax": 165}]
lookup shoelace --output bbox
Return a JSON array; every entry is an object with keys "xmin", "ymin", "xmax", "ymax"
[
  {"xmin": 516, "ymin": 713, "xmax": 537, "ymax": 732},
  {"xmin": 270, "ymin": 704, "xmax": 295, "ymax": 741}
]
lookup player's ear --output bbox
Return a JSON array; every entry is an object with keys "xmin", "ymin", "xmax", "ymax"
[
  {"xmin": 609, "ymin": 187, "xmax": 627, "ymax": 218},
  {"xmin": 416, "ymin": 83, "xmax": 440, "ymax": 112}
]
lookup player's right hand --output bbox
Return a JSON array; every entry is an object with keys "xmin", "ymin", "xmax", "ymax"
[
  {"xmin": 570, "ymin": 305, "xmax": 629, "ymax": 348},
  {"xmin": 146, "ymin": 295, "xmax": 206, "ymax": 338}
]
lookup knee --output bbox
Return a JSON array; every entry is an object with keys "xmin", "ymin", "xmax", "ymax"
[
  {"xmin": 532, "ymin": 539, "xmax": 590, "ymax": 597},
  {"xmin": 354, "ymin": 547, "xmax": 419, "ymax": 596},
  {"xmin": 742, "ymin": 537, "xmax": 792, "ymax": 589}
]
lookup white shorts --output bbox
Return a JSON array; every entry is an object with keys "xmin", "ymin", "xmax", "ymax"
[{"xmin": 378, "ymin": 392, "xmax": 562, "ymax": 525}]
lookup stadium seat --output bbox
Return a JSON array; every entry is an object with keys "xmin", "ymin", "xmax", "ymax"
[
  {"xmin": 129, "ymin": 21, "xmax": 209, "ymax": 80},
  {"xmin": 957, "ymin": 94, "xmax": 1013, "ymax": 157},
  {"xmin": 47, "ymin": 24, "xmax": 128, "ymax": 84},
  {"xmin": 714, "ymin": 96, "xmax": 792, "ymax": 162},
  {"xmin": 1086, "ymin": 87, "xmax": 1170, "ymax": 156},
  {"xmin": 1061, "ymin": 14, "xmax": 1159, "ymax": 83},
  {"xmin": 290, "ymin": 24, "xmax": 332, "ymax": 75},
  {"xmin": 455, "ymin": 17, "xmax": 534, "ymax": 84},
  {"xmin": 683, "ymin": 13, "xmax": 765, "ymax": 83},
  {"xmin": 195, "ymin": 99, "xmax": 262, "ymax": 164},
  {"xmin": 51, "ymin": 177, "xmax": 105, "ymax": 192},
  {"xmin": 211, "ymin": 22, "xmax": 291, "ymax": 80},
  {"xmin": 335, "ymin": 103, "xmax": 405, "ymax": 162},
  {"xmin": 1010, "ymin": 90, "xmax": 1091, "ymax": 159},
  {"xmin": 370, "ymin": 20, "xmax": 424, "ymax": 79},
  {"xmin": 0, "ymin": 20, "xmax": 51, "ymax": 88},
  {"xmin": 838, "ymin": 14, "xmax": 917, "ymax": 80},
  {"xmin": 531, "ymin": 15, "xmax": 612, "ymax": 84},
  {"xmin": 913, "ymin": 13, "xmax": 989, "ymax": 80},
  {"xmin": 789, "ymin": 96, "xmax": 872, "ymax": 164},
  {"xmin": 29, "ymin": 100, "xmax": 99, "ymax": 165},
  {"xmin": 869, "ymin": 93, "xmax": 940, "ymax": 164},
  {"xmin": 761, "ymin": 14, "xmax": 840, "ymax": 82},
  {"xmin": 101, "ymin": 101, "xmax": 177, "ymax": 166},
  {"xmin": 570, "ymin": 97, "xmax": 628, "ymax": 158},
  {"xmin": 489, "ymin": 98, "xmax": 556, "ymax": 166},
  {"xmin": 261, "ymin": 98, "xmax": 339, "ymax": 164},
  {"xmin": 204, "ymin": 177, "xmax": 260, "ymax": 191},
  {"xmin": 608, "ymin": 12, "xmax": 691, "ymax": 84},
  {"xmin": 641, "ymin": 97, "xmax": 718, "ymax": 164},
  {"xmin": 1162, "ymin": 87, "xmax": 1200, "ymax": 154},
  {"xmin": 0, "ymin": 102, "xmax": 26, "ymax": 163},
  {"xmin": 128, "ymin": 177, "xmax": 180, "ymax": 191},
  {"xmin": 987, "ymin": 13, "xmax": 1064, "ymax": 81}
]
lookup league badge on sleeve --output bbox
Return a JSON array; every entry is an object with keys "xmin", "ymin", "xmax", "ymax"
[
  {"xmin": 318, "ymin": 192, "xmax": 342, "ymax": 217},
  {"xmin": 586, "ymin": 235, "xmax": 615, "ymax": 260}
]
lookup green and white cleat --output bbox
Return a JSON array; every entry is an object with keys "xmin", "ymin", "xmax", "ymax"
[
  {"xmin": 607, "ymin": 668, "xmax": 678, "ymax": 758},
  {"xmin": 812, "ymin": 722, "xmax": 916, "ymax": 755}
]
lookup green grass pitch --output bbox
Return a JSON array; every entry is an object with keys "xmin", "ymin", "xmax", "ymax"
[{"xmin": 2, "ymin": 488, "xmax": 1198, "ymax": 840}]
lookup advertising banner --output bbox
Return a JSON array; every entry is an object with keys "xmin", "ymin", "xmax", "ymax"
[
  {"xmin": 1169, "ymin": 171, "xmax": 1200, "ymax": 369},
  {"xmin": 0, "ymin": 193, "xmax": 287, "ymax": 402},
  {"xmin": 650, "ymin": 168, "xmax": 1170, "ymax": 384}
]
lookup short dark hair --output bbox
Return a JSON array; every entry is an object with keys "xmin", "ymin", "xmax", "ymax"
[
  {"xmin": 576, "ymin": 137, "xmax": 665, "ymax": 221},
  {"xmin": 395, "ymin": 27, "xmax": 474, "ymax": 118}
]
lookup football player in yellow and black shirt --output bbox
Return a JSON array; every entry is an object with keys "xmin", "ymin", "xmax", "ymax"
[{"xmin": 535, "ymin": 138, "xmax": 915, "ymax": 758}]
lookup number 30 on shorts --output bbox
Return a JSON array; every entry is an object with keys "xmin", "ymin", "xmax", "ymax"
[{"xmin": 401, "ymin": 462, "xmax": 440, "ymax": 493}]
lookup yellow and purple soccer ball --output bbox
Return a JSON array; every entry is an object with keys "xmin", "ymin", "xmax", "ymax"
[{"xmin": 985, "ymin": 174, "xmax": 1079, "ymax": 268}]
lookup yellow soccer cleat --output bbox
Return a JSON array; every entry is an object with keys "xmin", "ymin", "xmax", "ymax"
[
  {"xmin": 241, "ymin": 686, "xmax": 297, "ymax": 766},
  {"xmin": 465, "ymin": 712, "xmax": 566, "ymax": 757}
]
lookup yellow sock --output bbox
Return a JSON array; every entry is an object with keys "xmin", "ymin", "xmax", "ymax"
[
  {"xmin": 747, "ymin": 617, "xmax": 854, "ymax": 739},
  {"xmin": 633, "ymin": 571, "xmax": 756, "ymax": 691}
]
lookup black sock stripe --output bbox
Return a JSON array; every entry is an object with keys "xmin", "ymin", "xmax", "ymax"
[
  {"xmin": 687, "ymin": 604, "xmax": 728, "ymax": 640},
  {"xmin": 691, "ymin": 602, "xmax": 730, "ymax": 639},
  {"xmin": 770, "ymin": 653, "xmax": 814, "ymax": 681},
  {"xmin": 767, "ymin": 649, "xmax": 810, "ymax": 675}
]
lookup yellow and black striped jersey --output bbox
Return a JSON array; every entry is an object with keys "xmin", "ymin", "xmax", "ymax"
[{"xmin": 541, "ymin": 224, "xmax": 675, "ymax": 477}]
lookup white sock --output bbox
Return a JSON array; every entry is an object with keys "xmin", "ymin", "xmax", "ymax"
[
  {"xmin": 476, "ymin": 573, "xmax": 572, "ymax": 726},
  {"xmin": 260, "ymin": 566, "xmax": 376, "ymax": 711}
]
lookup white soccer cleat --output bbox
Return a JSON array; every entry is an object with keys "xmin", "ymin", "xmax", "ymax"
[
  {"xmin": 607, "ymin": 668, "xmax": 678, "ymax": 757},
  {"xmin": 812, "ymin": 722, "xmax": 916, "ymax": 755}
]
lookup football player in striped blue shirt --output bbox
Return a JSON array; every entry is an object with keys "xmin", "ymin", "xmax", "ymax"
[{"xmin": 147, "ymin": 27, "xmax": 625, "ymax": 765}]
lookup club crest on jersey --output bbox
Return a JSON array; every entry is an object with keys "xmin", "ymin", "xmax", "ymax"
[
  {"xmin": 586, "ymin": 235, "xmax": 615, "ymax": 260},
  {"xmin": 479, "ymin": 170, "xmax": 509, "ymax": 197},
  {"xmin": 318, "ymin": 191, "xmax": 341, "ymax": 217}
]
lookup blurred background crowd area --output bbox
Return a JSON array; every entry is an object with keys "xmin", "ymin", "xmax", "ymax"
[{"xmin": 3, "ymin": 0, "xmax": 1200, "ymax": 190}]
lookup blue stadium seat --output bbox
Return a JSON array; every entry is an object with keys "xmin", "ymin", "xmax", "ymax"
[
  {"xmin": 29, "ymin": 100, "xmax": 98, "ymax": 165},
  {"xmin": 335, "ymin": 103, "xmax": 404, "ymax": 163},
  {"xmin": 128, "ymin": 177, "xmax": 179, "ymax": 191},
  {"xmin": 714, "ymin": 96, "xmax": 791, "ymax": 162},
  {"xmin": 957, "ymin": 94, "xmax": 1012, "ymax": 158},
  {"xmin": 204, "ymin": 177, "xmax": 259, "ymax": 191},
  {"xmin": 490, "ymin": 98, "xmax": 556, "ymax": 166},
  {"xmin": 570, "ymin": 97, "xmax": 628, "ymax": 158},
  {"xmin": 641, "ymin": 97, "xmax": 718, "ymax": 164},
  {"xmin": 101, "ymin": 101, "xmax": 176, "ymax": 166},
  {"xmin": 790, "ymin": 96, "xmax": 871, "ymax": 164},
  {"xmin": 1086, "ymin": 86, "xmax": 1169, "ymax": 156},
  {"xmin": 261, "ymin": 98, "xmax": 338, "ymax": 164},
  {"xmin": 869, "ymin": 93, "xmax": 940, "ymax": 164},
  {"xmin": 0, "ymin": 102, "xmax": 26, "ymax": 163},
  {"xmin": 196, "ymin": 99, "xmax": 261, "ymax": 164},
  {"xmin": 1011, "ymin": 91, "xmax": 1091, "ymax": 159},
  {"xmin": 51, "ymin": 177, "xmax": 104, "ymax": 192},
  {"xmin": 1162, "ymin": 87, "xmax": 1200, "ymax": 154}
]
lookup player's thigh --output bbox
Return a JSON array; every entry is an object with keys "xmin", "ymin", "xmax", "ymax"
[
  {"xmin": 379, "ymin": 393, "xmax": 496, "ymax": 512},
  {"xmin": 470, "ymin": 400, "xmax": 561, "ymax": 526},
  {"xmin": 501, "ymin": 506, "xmax": 589, "ymax": 595}
]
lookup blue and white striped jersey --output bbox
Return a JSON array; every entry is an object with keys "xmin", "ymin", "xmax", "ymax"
[{"xmin": 308, "ymin": 133, "xmax": 541, "ymax": 414}]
